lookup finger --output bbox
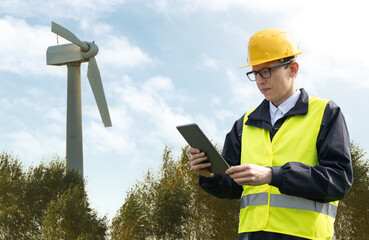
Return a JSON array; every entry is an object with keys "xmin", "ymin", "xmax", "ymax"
[
  {"xmin": 190, "ymin": 152, "xmax": 206, "ymax": 162},
  {"xmin": 233, "ymin": 177, "xmax": 254, "ymax": 185},
  {"xmin": 190, "ymin": 155, "xmax": 208, "ymax": 165},
  {"xmin": 229, "ymin": 171, "xmax": 247, "ymax": 180},
  {"xmin": 191, "ymin": 162, "xmax": 211, "ymax": 171},
  {"xmin": 189, "ymin": 147, "xmax": 200, "ymax": 154},
  {"xmin": 225, "ymin": 167, "xmax": 234, "ymax": 175},
  {"xmin": 226, "ymin": 165, "xmax": 244, "ymax": 174}
]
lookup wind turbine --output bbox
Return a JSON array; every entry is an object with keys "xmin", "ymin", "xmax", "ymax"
[{"xmin": 46, "ymin": 21, "xmax": 112, "ymax": 175}]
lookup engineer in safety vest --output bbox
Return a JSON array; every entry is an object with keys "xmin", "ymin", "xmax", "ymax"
[{"xmin": 188, "ymin": 28, "xmax": 353, "ymax": 240}]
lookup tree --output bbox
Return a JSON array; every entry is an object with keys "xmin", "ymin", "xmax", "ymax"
[
  {"xmin": 111, "ymin": 146, "xmax": 239, "ymax": 239},
  {"xmin": 0, "ymin": 152, "xmax": 28, "ymax": 239},
  {"xmin": 0, "ymin": 152, "xmax": 108, "ymax": 239},
  {"xmin": 23, "ymin": 159, "xmax": 85, "ymax": 238},
  {"xmin": 334, "ymin": 142, "xmax": 369, "ymax": 239},
  {"xmin": 41, "ymin": 185, "xmax": 107, "ymax": 239},
  {"xmin": 151, "ymin": 147, "xmax": 191, "ymax": 240},
  {"xmin": 178, "ymin": 147, "xmax": 239, "ymax": 239},
  {"xmin": 112, "ymin": 147, "xmax": 192, "ymax": 240},
  {"xmin": 111, "ymin": 172, "xmax": 153, "ymax": 240}
]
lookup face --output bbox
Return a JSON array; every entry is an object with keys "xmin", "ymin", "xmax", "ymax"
[{"xmin": 253, "ymin": 60, "xmax": 298, "ymax": 106}]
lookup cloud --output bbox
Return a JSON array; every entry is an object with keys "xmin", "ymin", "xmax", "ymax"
[
  {"xmin": 144, "ymin": 0, "xmax": 369, "ymax": 90},
  {"xmin": 7, "ymin": 128, "xmax": 65, "ymax": 165},
  {"xmin": 99, "ymin": 36, "xmax": 154, "ymax": 70},
  {"xmin": 282, "ymin": 1, "xmax": 369, "ymax": 89},
  {"xmin": 80, "ymin": 20, "xmax": 113, "ymax": 37},
  {"xmin": 203, "ymin": 58, "xmax": 218, "ymax": 69},
  {"xmin": 80, "ymin": 75, "xmax": 192, "ymax": 159},
  {"xmin": 0, "ymin": 0, "xmax": 130, "ymax": 20},
  {"xmin": 1, "ymin": 73, "xmax": 193, "ymax": 166},
  {"xmin": 146, "ymin": 0, "xmax": 299, "ymax": 15},
  {"xmin": 226, "ymin": 69, "xmax": 260, "ymax": 105},
  {"xmin": 0, "ymin": 16, "xmax": 59, "ymax": 76},
  {"xmin": 0, "ymin": 16, "xmax": 154, "ymax": 79},
  {"xmin": 113, "ymin": 75, "xmax": 192, "ymax": 143},
  {"xmin": 0, "ymin": 86, "xmax": 67, "ymax": 165}
]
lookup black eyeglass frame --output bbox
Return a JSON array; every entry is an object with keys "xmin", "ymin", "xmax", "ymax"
[{"xmin": 246, "ymin": 60, "xmax": 293, "ymax": 82}]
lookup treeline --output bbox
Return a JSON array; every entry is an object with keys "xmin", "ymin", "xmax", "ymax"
[
  {"xmin": 1, "ymin": 142, "xmax": 368, "ymax": 239},
  {"xmin": 0, "ymin": 153, "xmax": 107, "ymax": 239}
]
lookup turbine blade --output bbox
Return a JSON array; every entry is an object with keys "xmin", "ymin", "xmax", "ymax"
[
  {"xmin": 51, "ymin": 22, "xmax": 89, "ymax": 51},
  {"xmin": 87, "ymin": 57, "xmax": 112, "ymax": 127}
]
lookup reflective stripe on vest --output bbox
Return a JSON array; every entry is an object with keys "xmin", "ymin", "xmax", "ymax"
[{"xmin": 240, "ymin": 193, "xmax": 337, "ymax": 218}]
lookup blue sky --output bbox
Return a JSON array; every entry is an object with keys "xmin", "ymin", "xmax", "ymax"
[{"xmin": 1, "ymin": 0, "xmax": 368, "ymax": 220}]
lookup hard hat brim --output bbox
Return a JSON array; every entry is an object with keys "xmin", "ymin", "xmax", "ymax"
[
  {"xmin": 238, "ymin": 64, "xmax": 251, "ymax": 69},
  {"xmin": 238, "ymin": 52, "xmax": 301, "ymax": 69}
]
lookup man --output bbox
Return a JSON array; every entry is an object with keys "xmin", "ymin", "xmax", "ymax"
[{"xmin": 189, "ymin": 28, "xmax": 353, "ymax": 240}]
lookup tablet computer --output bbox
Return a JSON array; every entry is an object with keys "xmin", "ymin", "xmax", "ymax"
[{"xmin": 176, "ymin": 123, "xmax": 230, "ymax": 174}]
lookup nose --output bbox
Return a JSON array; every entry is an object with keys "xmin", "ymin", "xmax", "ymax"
[{"xmin": 255, "ymin": 74, "xmax": 266, "ymax": 84}]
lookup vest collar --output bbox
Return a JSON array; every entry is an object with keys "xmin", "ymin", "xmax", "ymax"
[{"xmin": 246, "ymin": 88, "xmax": 309, "ymax": 129}]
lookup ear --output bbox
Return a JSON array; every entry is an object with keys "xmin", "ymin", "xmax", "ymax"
[{"xmin": 290, "ymin": 61, "xmax": 299, "ymax": 77}]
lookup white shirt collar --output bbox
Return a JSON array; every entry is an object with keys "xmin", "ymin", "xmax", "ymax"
[{"xmin": 269, "ymin": 89, "xmax": 301, "ymax": 123}]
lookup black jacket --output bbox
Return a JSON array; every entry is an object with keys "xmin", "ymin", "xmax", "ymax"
[{"xmin": 199, "ymin": 88, "xmax": 353, "ymax": 203}]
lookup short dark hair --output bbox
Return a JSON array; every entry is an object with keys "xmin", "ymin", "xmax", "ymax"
[{"xmin": 279, "ymin": 56, "xmax": 296, "ymax": 63}]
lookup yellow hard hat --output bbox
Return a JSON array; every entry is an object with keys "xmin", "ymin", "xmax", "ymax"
[{"xmin": 240, "ymin": 28, "xmax": 302, "ymax": 68}]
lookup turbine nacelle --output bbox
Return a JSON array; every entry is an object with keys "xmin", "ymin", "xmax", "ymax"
[{"xmin": 46, "ymin": 42, "xmax": 98, "ymax": 66}]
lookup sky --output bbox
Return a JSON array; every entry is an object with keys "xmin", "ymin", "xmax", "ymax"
[{"xmin": 1, "ymin": 0, "xmax": 369, "ymax": 221}]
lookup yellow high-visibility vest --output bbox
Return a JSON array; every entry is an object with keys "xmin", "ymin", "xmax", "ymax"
[{"xmin": 239, "ymin": 97, "xmax": 338, "ymax": 240}]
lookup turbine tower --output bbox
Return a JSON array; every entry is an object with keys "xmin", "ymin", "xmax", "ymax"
[{"xmin": 46, "ymin": 21, "xmax": 112, "ymax": 175}]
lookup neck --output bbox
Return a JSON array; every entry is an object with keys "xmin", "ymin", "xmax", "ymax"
[{"xmin": 272, "ymin": 88, "xmax": 297, "ymax": 107}]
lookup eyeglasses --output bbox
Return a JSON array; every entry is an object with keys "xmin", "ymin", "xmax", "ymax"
[{"xmin": 246, "ymin": 60, "xmax": 292, "ymax": 81}]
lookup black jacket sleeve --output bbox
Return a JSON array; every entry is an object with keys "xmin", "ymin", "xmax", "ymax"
[
  {"xmin": 199, "ymin": 117, "xmax": 244, "ymax": 199},
  {"xmin": 270, "ymin": 101, "xmax": 353, "ymax": 202}
]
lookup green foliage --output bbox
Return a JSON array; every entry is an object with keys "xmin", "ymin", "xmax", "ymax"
[
  {"xmin": 24, "ymin": 160, "xmax": 85, "ymax": 236},
  {"xmin": 0, "ymin": 152, "xmax": 28, "ymax": 239},
  {"xmin": 0, "ymin": 152, "xmax": 108, "ymax": 239},
  {"xmin": 41, "ymin": 185, "xmax": 107, "ymax": 240},
  {"xmin": 334, "ymin": 142, "xmax": 369, "ymax": 239},
  {"xmin": 151, "ymin": 148, "xmax": 191, "ymax": 239},
  {"xmin": 110, "ymin": 173, "xmax": 153, "ymax": 240},
  {"xmin": 111, "ymin": 146, "xmax": 240, "ymax": 240}
]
